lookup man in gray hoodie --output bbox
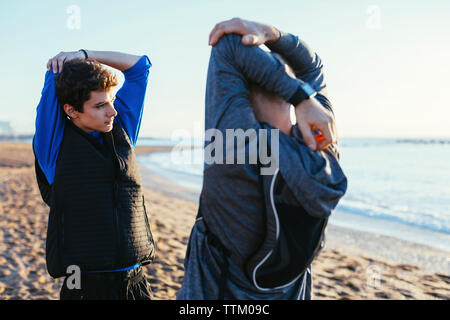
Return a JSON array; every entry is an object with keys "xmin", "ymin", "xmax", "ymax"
[{"xmin": 177, "ymin": 18, "xmax": 347, "ymax": 300}]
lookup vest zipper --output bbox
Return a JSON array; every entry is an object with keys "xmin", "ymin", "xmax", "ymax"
[
  {"xmin": 142, "ymin": 196, "xmax": 153, "ymax": 243},
  {"xmin": 108, "ymin": 132, "xmax": 122, "ymax": 266},
  {"xmin": 113, "ymin": 183, "xmax": 122, "ymax": 266},
  {"xmin": 60, "ymin": 211, "xmax": 65, "ymax": 249}
]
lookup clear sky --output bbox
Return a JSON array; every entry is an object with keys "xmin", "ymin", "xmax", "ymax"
[{"xmin": 0, "ymin": 0, "xmax": 449, "ymax": 138}]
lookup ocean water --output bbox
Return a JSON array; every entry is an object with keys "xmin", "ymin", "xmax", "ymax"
[
  {"xmin": 329, "ymin": 138, "xmax": 450, "ymax": 252},
  {"xmin": 136, "ymin": 137, "xmax": 450, "ymax": 252}
]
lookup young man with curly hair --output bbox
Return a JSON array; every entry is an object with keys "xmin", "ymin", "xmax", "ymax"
[{"xmin": 33, "ymin": 50, "xmax": 155, "ymax": 300}]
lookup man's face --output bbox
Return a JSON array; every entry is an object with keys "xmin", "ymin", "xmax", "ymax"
[{"xmin": 69, "ymin": 89, "xmax": 118, "ymax": 133}]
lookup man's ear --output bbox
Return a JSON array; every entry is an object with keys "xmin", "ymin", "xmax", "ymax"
[{"xmin": 63, "ymin": 104, "xmax": 78, "ymax": 119}]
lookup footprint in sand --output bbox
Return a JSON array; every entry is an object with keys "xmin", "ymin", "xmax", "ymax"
[{"xmin": 374, "ymin": 291, "xmax": 391, "ymax": 299}]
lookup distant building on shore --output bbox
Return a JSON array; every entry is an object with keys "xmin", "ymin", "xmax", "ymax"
[{"xmin": 0, "ymin": 121, "xmax": 14, "ymax": 136}]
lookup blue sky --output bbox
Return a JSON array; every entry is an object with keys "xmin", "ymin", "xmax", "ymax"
[{"xmin": 0, "ymin": 0, "xmax": 449, "ymax": 138}]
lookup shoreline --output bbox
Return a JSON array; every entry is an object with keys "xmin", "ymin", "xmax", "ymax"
[{"xmin": 0, "ymin": 142, "xmax": 448, "ymax": 300}]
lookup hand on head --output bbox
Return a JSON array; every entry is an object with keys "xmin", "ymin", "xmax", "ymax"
[
  {"xmin": 209, "ymin": 17, "xmax": 280, "ymax": 46},
  {"xmin": 47, "ymin": 51, "xmax": 86, "ymax": 74}
]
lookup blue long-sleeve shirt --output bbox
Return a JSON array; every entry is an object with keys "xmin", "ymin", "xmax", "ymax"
[{"xmin": 34, "ymin": 55, "xmax": 151, "ymax": 185}]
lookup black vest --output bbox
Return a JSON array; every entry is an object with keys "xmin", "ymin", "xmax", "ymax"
[{"xmin": 34, "ymin": 120, "xmax": 155, "ymax": 278}]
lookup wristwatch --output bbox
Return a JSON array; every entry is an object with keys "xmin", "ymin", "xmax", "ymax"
[{"xmin": 289, "ymin": 82, "xmax": 317, "ymax": 106}]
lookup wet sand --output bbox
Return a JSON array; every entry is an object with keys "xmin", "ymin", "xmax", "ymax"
[{"xmin": 0, "ymin": 142, "xmax": 448, "ymax": 300}]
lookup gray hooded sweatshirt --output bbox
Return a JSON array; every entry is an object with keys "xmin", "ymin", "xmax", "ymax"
[{"xmin": 177, "ymin": 32, "xmax": 347, "ymax": 300}]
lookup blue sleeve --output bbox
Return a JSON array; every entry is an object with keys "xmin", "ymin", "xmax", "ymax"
[
  {"xmin": 33, "ymin": 71, "xmax": 65, "ymax": 185},
  {"xmin": 114, "ymin": 55, "xmax": 151, "ymax": 148},
  {"xmin": 266, "ymin": 32, "xmax": 332, "ymax": 112},
  {"xmin": 205, "ymin": 34, "xmax": 303, "ymax": 132}
]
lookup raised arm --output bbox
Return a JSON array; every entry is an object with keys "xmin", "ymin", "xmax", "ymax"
[
  {"xmin": 47, "ymin": 50, "xmax": 151, "ymax": 147},
  {"xmin": 34, "ymin": 70, "xmax": 64, "ymax": 185},
  {"xmin": 205, "ymin": 33, "xmax": 306, "ymax": 133},
  {"xmin": 83, "ymin": 50, "xmax": 141, "ymax": 71},
  {"xmin": 35, "ymin": 50, "xmax": 150, "ymax": 185},
  {"xmin": 209, "ymin": 18, "xmax": 337, "ymax": 151},
  {"xmin": 110, "ymin": 54, "xmax": 151, "ymax": 148},
  {"xmin": 265, "ymin": 32, "xmax": 331, "ymax": 110},
  {"xmin": 209, "ymin": 18, "xmax": 328, "ymax": 106},
  {"xmin": 79, "ymin": 51, "xmax": 151, "ymax": 148},
  {"xmin": 47, "ymin": 50, "xmax": 141, "ymax": 73},
  {"xmin": 265, "ymin": 31, "xmax": 338, "ymax": 150}
]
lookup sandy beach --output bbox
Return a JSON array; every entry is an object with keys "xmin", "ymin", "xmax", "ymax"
[{"xmin": 0, "ymin": 141, "xmax": 448, "ymax": 300}]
